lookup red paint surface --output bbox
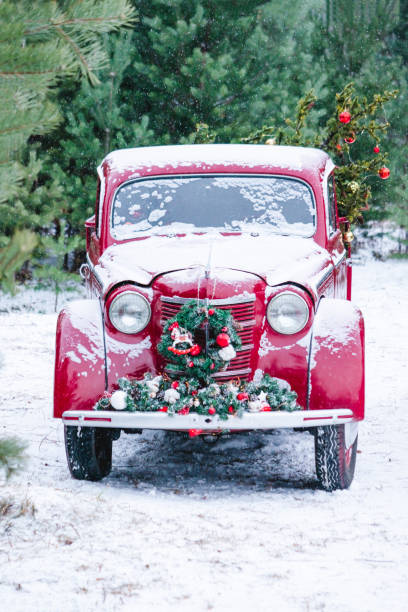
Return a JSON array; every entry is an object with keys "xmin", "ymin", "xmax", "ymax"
[
  {"xmin": 308, "ymin": 299, "xmax": 365, "ymax": 420},
  {"xmin": 54, "ymin": 145, "xmax": 365, "ymax": 424}
]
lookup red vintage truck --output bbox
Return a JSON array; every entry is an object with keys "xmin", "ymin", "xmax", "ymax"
[{"xmin": 54, "ymin": 144, "xmax": 364, "ymax": 490}]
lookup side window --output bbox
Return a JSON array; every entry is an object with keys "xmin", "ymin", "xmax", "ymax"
[{"xmin": 327, "ymin": 174, "xmax": 337, "ymax": 233}]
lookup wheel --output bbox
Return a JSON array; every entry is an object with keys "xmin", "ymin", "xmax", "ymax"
[
  {"xmin": 314, "ymin": 423, "xmax": 358, "ymax": 491},
  {"xmin": 64, "ymin": 425, "xmax": 113, "ymax": 481}
]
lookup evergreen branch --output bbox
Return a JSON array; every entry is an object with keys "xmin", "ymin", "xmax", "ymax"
[
  {"xmin": 54, "ymin": 25, "xmax": 100, "ymax": 85},
  {"xmin": 0, "ymin": 70, "xmax": 58, "ymax": 77},
  {"xmin": 0, "ymin": 437, "xmax": 27, "ymax": 479},
  {"xmin": 25, "ymin": 15, "xmax": 137, "ymax": 35},
  {"xmin": 0, "ymin": 121, "xmax": 54, "ymax": 135},
  {"xmin": 214, "ymin": 66, "xmax": 266, "ymax": 108}
]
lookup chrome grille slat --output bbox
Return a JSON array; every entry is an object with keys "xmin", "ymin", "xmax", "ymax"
[{"xmin": 161, "ymin": 295, "xmax": 255, "ymax": 305}]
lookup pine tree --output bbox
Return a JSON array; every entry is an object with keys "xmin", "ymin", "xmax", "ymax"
[
  {"xmin": 311, "ymin": 1, "xmax": 408, "ymax": 223},
  {"xmin": 39, "ymin": 31, "xmax": 155, "ymax": 243},
  {"xmin": 0, "ymin": 0, "xmax": 136, "ymax": 205},
  {"xmin": 240, "ymin": 83, "xmax": 397, "ymax": 224},
  {"xmin": 128, "ymin": 0, "xmax": 316, "ymax": 142},
  {"xmin": 36, "ymin": 0, "xmax": 317, "ymax": 243},
  {"xmin": 0, "ymin": 1, "xmax": 135, "ymax": 288}
]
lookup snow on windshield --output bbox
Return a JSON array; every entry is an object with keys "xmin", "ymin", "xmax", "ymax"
[{"xmin": 111, "ymin": 175, "xmax": 316, "ymax": 238}]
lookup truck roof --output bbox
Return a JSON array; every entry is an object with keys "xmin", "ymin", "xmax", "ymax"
[{"xmin": 99, "ymin": 144, "xmax": 333, "ymax": 184}]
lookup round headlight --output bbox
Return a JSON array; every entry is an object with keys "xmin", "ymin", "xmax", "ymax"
[
  {"xmin": 267, "ymin": 292, "xmax": 309, "ymax": 335},
  {"xmin": 109, "ymin": 291, "xmax": 151, "ymax": 334}
]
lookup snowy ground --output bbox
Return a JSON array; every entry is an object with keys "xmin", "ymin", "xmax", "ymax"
[{"xmin": 1, "ymin": 261, "xmax": 407, "ymax": 612}]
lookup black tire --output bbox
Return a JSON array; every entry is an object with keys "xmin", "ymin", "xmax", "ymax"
[
  {"xmin": 64, "ymin": 426, "xmax": 113, "ymax": 481},
  {"xmin": 314, "ymin": 424, "xmax": 358, "ymax": 491}
]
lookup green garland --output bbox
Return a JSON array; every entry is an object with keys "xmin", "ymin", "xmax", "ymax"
[
  {"xmin": 96, "ymin": 373, "xmax": 298, "ymax": 419},
  {"xmin": 95, "ymin": 301, "xmax": 299, "ymax": 425}
]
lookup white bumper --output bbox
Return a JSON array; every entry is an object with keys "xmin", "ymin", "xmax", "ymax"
[{"xmin": 62, "ymin": 408, "xmax": 356, "ymax": 431}]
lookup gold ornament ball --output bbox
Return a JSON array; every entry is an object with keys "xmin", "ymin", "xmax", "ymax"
[
  {"xmin": 343, "ymin": 230, "xmax": 354, "ymax": 243},
  {"xmin": 349, "ymin": 181, "xmax": 359, "ymax": 193},
  {"xmin": 265, "ymin": 138, "xmax": 276, "ymax": 145}
]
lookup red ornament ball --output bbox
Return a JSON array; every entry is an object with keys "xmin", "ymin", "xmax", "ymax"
[
  {"xmin": 159, "ymin": 406, "xmax": 168, "ymax": 412},
  {"xmin": 228, "ymin": 406, "xmax": 235, "ymax": 414},
  {"xmin": 221, "ymin": 327, "xmax": 228, "ymax": 332},
  {"xmin": 208, "ymin": 308, "xmax": 215, "ymax": 316},
  {"xmin": 210, "ymin": 362, "xmax": 215, "ymax": 370},
  {"xmin": 171, "ymin": 381, "xmax": 179, "ymax": 389},
  {"xmin": 188, "ymin": 361, "xmax": 194, "ymax": 368},
  {"xmin": 336, "ymin": 143, "xmax": 342, "ymax": 151},
  {"xmin": 260, "ymin": 406, "xmax": 272, "ymax": 412},
  {"xmin": 373, "ymin": 145, "xmax": 380, "ymax": 154},
  {"xmin": 216, "ymin": 332, "xmax": 230, "ymax": 347},
  {"xmin": 189, "ymin": 429, "xmax": 203, "ymax": 438},
  {"xmin": 344, "ymin": 132, "xmax": 356, "ymax": 144},
  {"xmin": 339, "ymin": 110, "xmax": 351, "ymax": 124},
  {"xmin": 190, "ymin": 344, "xmax": 201, "ymax": 356},
  {"xmin": 237, "ymin": 392, "xmax": 249, "ymax": 401},
  {"xmin": 378, "ymin": 166, "xmax": 390, "ymax": 180},
  {"xmin": 208, "ymin": 406, "xmax": 216, "ymax": 415}
]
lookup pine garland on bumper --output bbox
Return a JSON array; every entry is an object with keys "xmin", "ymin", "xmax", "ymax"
[{"xmin": 95, "ymin": 301, "xmax": 299, "ymax": 419}]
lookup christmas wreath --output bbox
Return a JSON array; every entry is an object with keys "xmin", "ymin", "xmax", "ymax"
[
  {"xmin": 96, "ymin": 301, "xmax": 299, "ymax": 429},
  {"xmin": 157, "ymin": 300, "xmax": 242, "ymax": 385}
]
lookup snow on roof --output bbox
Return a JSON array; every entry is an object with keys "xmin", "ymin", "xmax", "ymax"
[{"xmin": 100, "ymin": 144, "xmax": 331, "ymax": 178}]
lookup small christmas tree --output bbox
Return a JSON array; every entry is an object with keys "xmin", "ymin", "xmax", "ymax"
[
  {"xmin": 241, "ymin": 83, "xmax": 397, "ymax": 225},
  {"xmin": 194, "ymin": 83, "xmax": 397, "ymax": 228}
]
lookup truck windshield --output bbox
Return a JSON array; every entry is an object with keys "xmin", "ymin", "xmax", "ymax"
[{"xmin": 111, "ymin": 175, "xmax": 316, "ymax": 238}]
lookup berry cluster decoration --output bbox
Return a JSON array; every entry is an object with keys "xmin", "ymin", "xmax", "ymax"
[
  {"xmin": 157, "ymin": 301, "xmax": 242, "ymax": 385},
  {"xmin": 95, "ymin": 301, "xmax": 299, "ymax": 427}
]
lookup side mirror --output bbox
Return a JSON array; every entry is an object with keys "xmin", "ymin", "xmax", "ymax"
[{"xmin": 85, "ymin": 215, "xmax": 96, "ymax": 251}]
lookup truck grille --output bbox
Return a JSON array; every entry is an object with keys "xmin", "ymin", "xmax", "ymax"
[{"xmin": 160, "ymin": 296, "xmax": 256, "ymax": 381}]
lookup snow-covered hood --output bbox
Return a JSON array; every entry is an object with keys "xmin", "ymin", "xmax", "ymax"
[{"xmin": 94, "ymin": 234, "xmax": 332, "ymax": 297}]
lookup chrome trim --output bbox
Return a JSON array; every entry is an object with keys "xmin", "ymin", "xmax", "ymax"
[
  {"xmin": 316, "ymin": 266, "xmax": 334, "ymax": 290},
  {"xmin": 212, "ymin": 368, "xmax": 251, "ymax": 378},
  {"xmin": 164, "ymin": 366, "xmax": 251, "ymax": 378},
  {"xmin": 62, "ymin": 408, "xmax": 356, "ymax": 431},
  {"xmin": 333, "ymin": 251, "xmax": 347, "ymax": 268},
  {"xmin": 239, "ymin": 319, "xmax": 256, "ymax": 328},
  {"xmin": 159, "ymin": 340, "xmax": 253, "ymax": 353},
  {"xmin": 161, "ymin": 295, "xmax": 256, "ymax": 305},
  {"xmin": 79, "ymin": 263, "xmax": 90, "ymax": 280},
  {"xmin": 160, "ymin": 317, "xmax": 256, "ymax": 328},
  {"xmin": 86, "ymin": 254, "xmax": 104, "ymax": 290},
  {"xmin": 237, "ymin": 344, "xmax": 253, "ymax": 352}
]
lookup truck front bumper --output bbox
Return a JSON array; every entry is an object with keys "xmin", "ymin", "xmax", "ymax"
[{"xmin": 62, "ymin": 408, "xmax": 356, "ymax": 431}]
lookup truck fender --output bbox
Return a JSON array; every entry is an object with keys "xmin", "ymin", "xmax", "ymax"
[
  {"xmin": 308, "ymin": 298, "xmax": 364, "ymax": 419},
  {"xmin": 54, "ymin": 300, "xmax": 107, "ymax": 418}
]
